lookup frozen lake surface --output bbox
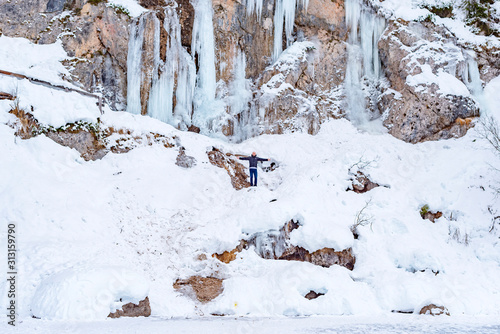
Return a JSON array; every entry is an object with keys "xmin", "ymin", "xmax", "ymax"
[{"xmin": 5, "ymin": 315, "xmax": 500, "ymax": 333}]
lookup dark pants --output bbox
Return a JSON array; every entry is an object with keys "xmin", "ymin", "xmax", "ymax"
[{"xmin": 250, "ymin": 168, "xmax": 257, "ymax": 186}]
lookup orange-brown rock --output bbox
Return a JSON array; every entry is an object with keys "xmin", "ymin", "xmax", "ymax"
[
  {"xmin": 213, "ymin": 240, "xmax": 248, "ymax": 263},
  {"xmin": 349, "ymin": 171, "xmax": 379, "ymax": 193},
  {"xmin": 207, "ymin": 147, "xmax": 251, "ymax": 190},
  {"xmin": 422, "ymin": 211, "xmax": 443, "ymax": 223},
  {"xmin": 173, "ymin": 276, "xmax": 224, "ymax": 303},
  {"xmin": 8, "ymin": 105, "xmax": 39, "ymax": 140},
  {"xmin": 0, "ymin": 92, "xmax": 15, "ymax": 100},
  {"xmin": 213, "ymin": 219, "xmax": 355, "ymax": 270},
  {"xmin": 419, "ymin": 304, "xmax": 450, "ymax": 316},
  {"xmin": 108, "ymin": 297, "xmax": 152, "ymax": 318},
  {"xmin": 280, "ymin": 246, "xmax": 356, "ymax": 270}
]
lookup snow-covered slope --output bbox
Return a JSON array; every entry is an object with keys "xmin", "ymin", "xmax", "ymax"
[{"xmin": 2, "ymin": 84, "xmax": 500, "ymax": 321}]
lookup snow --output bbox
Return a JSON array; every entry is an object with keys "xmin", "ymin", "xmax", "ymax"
[
  {"xmin": 1, "ymin": 100, "xmax": 500, "ymax": 320},
  {"xmin": 3, "ymin": 314, "xmax": 500, "ymax": 333},
  {"xmin": 406, "ymin": 65, "xmax": 471, "ymax": 96},
  {"xmin": 373, "ymin": 0, "xmax": 500, "ymax": 48},
  {"xmin": 0, "ymin": 36, "xmax": 72, "ymax": 87},
  {"xmin": 484, "ymin": 76, "xmax": 500, "ymax": 120},
  {"xmin": 0, "ymin": 36, "xmax": 102, "ymax": 127},
  {"xmin": 31, "ymin": 266, "xmax": 149, "ymax": 320},
  {"xmin": 108, "ymin": 0, "xmax": 147, "ymax": 18}
]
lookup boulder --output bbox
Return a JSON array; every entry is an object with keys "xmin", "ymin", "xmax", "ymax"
[
  {"xmin": 108, "ymin": 297, "xmax": 151, "ymax": 318},
  {"xmin": 213, "ymin": 219, "xmax": 356, "ymax": 270},
  {"xmin": 349, "ymin": 171, "xmax": 380, "ymax": 193},
  {"xmin": 418, "ymin": 304, "xmax": 450, "ymax": 316},
  {"xmin": 175, "ymin": 148, "xmax": 197, "ymax": 168},
  {"xmin": 207, "ymin": 147, "xmax": 251, "ymax": 190},
  {"xmin": 173, "ymin": 276, "xmax": 224, "ymax": 303},
  {"xmin": 378, "ymin": 19, "xmax": 479, "ymax": 143},
  {"xmin": 304, "ymin": 290, "xmax": 325, "ymax": 300}
]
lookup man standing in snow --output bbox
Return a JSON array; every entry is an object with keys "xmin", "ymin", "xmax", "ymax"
[{"xmin": 239, "ymin": 152, "xmax": 270, "ymax": 187}]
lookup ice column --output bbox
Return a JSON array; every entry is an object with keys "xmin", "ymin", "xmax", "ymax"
[
  {"xmin": 230, "ymin": 49, "xmax": 254, "ymax": 141},
  {"xmin": 273, "ymin": 0, "xmax": 309, "ymax": 62},
  {"xmin": 126, "ymin": 16, "xmax": 146, "ymax": 115},
  {"xmin": 462, "ymin": 55, "xmax": 484, "ymax": 113},
  {"xmin": 344, "ymin": 0, "xmax": 385, "ymax": 126},
  {"xmin": 148, "ymin": 8, "xmax": 196, "ymax": 127},
  {"xmin": 191, "ymin": 0, "xmax": 218, "ymax": 129}
]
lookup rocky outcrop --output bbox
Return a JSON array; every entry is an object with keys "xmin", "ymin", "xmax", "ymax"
[
  {"xmin": 1, "ymin": 0, "xmax": 494, "ymax": 144},
  {"xmin": 418, "ymin": 304, "xmax": 450, "ymax": 316},
  {"xmin": 0, "ymin": 0, "xmax": 130, "ymax": 110},
  {"xmin": 420, "ymin": 205, "xmax": 443, "ymax": 223},
  {"xmin": 46, "ymin": 127, "xmax": 108, "ymax": 161},
  {"xmin": 348, "ymin": 171, "xmax": 380, "ymax": 193},
  {"xmin": 378, "ymin": 19, "xmax": 479, "ymax": 143},
  {"xmin": 207, "ymin": 147, "xmax": 250, "ymax": 190},
  {"xmin": 476, "ymin": 46, "xmax": 500, "ymax": 84},
  {"xmin": 304, "ymin": 290, "xmax": 325, "ymax": 300},
  {"xmin": 8, "ymin": 104, "xmax": 40, "ymax": 140},
  {"xmin": 173, "ymin": 276, "xmax": 224, "ymax": 303},
  {"xmin": 104, "ymin": 127, "xmax": 175, "ymax": 153},
  {"xmin": 212, "ymin": 0, "xmax": 275, "ymax": 81},
  {"xmin": 175, "ymin": 147, "xmax": 196, "ymax": 168},
  {"xmin": 213, "ymin": 219, "xmax": 356, "ymax": 270},
  {"xmin": 108, "ymin": 297, "xmax": 152, "ymax": 318},
  {"xmin": 253, "ymin": 0, "xmax": 347, "ymax": 136}
]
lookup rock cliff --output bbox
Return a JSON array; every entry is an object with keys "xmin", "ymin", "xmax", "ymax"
[{"xmin": 1, "ymin": 0, "xmax": 497, "ymax": 143}]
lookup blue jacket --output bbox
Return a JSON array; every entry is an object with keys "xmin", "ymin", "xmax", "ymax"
[{"xmin": 239, "ymin": 155, "xmax": 268, "ymax": 169}]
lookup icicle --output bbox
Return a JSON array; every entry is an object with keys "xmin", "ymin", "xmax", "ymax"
[
  {"xmin": 191, "ymin": 0, "xmax": 218, "ymax": 130},
  {"xmin": 344, "ymin": 0, "xmax": 385, "ymax": 127},
  {"xmin": 463, "ymin": 57, "xmax": 483, "ymax": 98},
  {"xmin": 273, "ymin": 0, "xmax": 309, "ymax": 62},
  {"xmin": 146, "ymin": 8, "xmax": 196, "ymax": 128},
  {"xmin": 230, "ymin": 49, "xmax": 254, "ymax": 141},
  {"xmin": 462, "ymin": 54, "xmax": 485, "ymax": 111},
  {"xmin": 126, "ymin": 15, "xmax": 146, "ymax": 115},
  {"xmin": 244, "ymin": 0, "xmax": 264, "ymax": 20},
  {"xmin": 147, "ymin": 14, "xmax": 169, "ymax": 122}
]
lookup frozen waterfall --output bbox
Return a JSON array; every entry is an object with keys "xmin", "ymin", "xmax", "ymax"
[
  {"xmin": 230, "ymin": 49, "xmax": 255, "ymax": 141},
  {"xmin": 191, "ymin": 0, "xmax": 222, "ymax": 131},
  {"xmin": 148, "ymin": 8, "xmax": 196, "ymax": 128},
  {"xmin": 344, "ymin": 0, "xmax": 385, "ymax": 127},
  {"xmin": 462, "ymin": 54, "xmax": 484, "ymax": 114},
  {"xmin": 126, "ymin": 15, "xmax": 146, "ymax": 115}
]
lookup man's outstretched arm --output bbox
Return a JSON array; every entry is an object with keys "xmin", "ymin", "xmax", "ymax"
[
  {"xmin": 258, "ymin": 157, "xmax": 270, "ymax": 162},
  {"xmin": 239, "ymin": 156, "xmax": 250, "ymax": 160}
]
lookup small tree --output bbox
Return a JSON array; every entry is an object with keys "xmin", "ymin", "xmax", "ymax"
[
  {"xmin": 351, "ymin": 199, "xmax": 374, "ymax": 239},
  {"xmin": 479, "ymin": 116, "xmax": 500, "ymax": 156}
]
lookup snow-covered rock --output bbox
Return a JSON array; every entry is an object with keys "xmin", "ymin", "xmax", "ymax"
[{"xmin": 31, "ymin": 267, "xmax": 150, "ymax": 320}]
